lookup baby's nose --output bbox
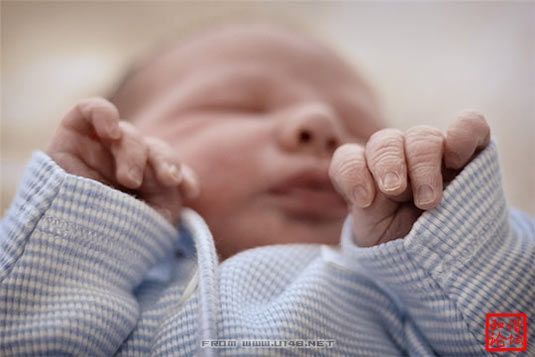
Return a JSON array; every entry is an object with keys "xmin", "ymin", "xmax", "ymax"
[{"xmin": 278, "ymin": 102, "xmax": 342, "ymax": 158}]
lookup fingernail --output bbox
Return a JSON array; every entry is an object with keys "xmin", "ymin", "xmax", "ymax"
[
  {"xmin": 167, "ymin": 164, "xmax": 182, "ymax": 183},
  {"xmin": 417, "ymin": 184, "xmax": 435, "ymax": 205},
  {"xmin": 128, "ymin": 167, "xmax": 142, "ymax": 186},
  {"xmin": 381, "ymin": 172, "xmax": 401, "ymax": 191},
  {"xmin": 352, "ymin": 185, "xmax": 371, "ymax": 207}
]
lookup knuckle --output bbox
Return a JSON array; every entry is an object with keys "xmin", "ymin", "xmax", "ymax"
[
  {"xmin": 330, "ymin": 145, "xmax": 366, "ymax": 183},
  {"xmin": 409, "ymin": 159, "xmax": 438, "ymax": 175},
  {"xmin": 331, "ymin": 144, "xmax": 364, "ymax": 166},
  {"xmin": 145, "ymin": 136, "xmax": 171, "ymax": 153},
  {"xmin": 329, "ymin": 159, "xmax": 363, "ymax": 184},
  {"xmin": 405, "ymin": 128, "xmax": 443, "ymax": 153},
  {"xmin": 138, "ymin": 140, "xmax": 149, "ymax": 158},
  {"xmin": 456, "ymin": 110, "xmax": 490, "ymax": 134},
  {"xmin": 119, "ymin": 128, "xmax": 148, "ymax": 159},
  {"xmin": 409, "ymin": 165, "xmax": 441, "ymax": 189},
  {"xmin": 407, "ymin": 146, "xmax": 441, "ymax": 167},
  {"xmin": 335, "ymin": 158, "xmax": 364, "ymax": 180},
  {"xmin": 446, "ymin": 127, "xmax": 471, "ymax": 147},
  {"xmin": 458, "ymin": 109, "xmax": 486, "ymax": 124},
  {"xmin": 406, "ymin": 125, "xmax": 444, "ymax": 141},
  {"xmin": 123, "ymin": 160, "xmax": 145, "ymax": 178},
  {"xmin": 366, "ymin": 144, "xmax": 404, "ymax": 174},
  {"xmin": 77, "ymin": 97, "xmax": 119, "ymax": 119},
  {"xmin": 370, "ymin": 153, "xmax": 403, "ymax": 175},
  {"xmin": 368, "ymin": 129, "xmax": 403, "ymax": 150},
  {"xmin": 144, "ymin": 137, "xmax": 161, "ymax": 154},
  {"xmin": 118, "ymin": 121, "xmax": 140, "ymax": 139},
  {"xmin": 367, "ymin": 142, "xmax": 403, "ymax": 163},
  {"xmin": 145, "ymin": 138, "xmax": 178, "ymax": 168},
  {"xmin": 368, "ymin": 128, "xmax": 404, "ymax": 143},
  {"xmin": 447, "ymin": 113, "xmax": 491, "ymax": 150},
  {"xmin": 144, "ymin": 136, "xmax": 162, "ymax": 147},
  {"xmin": 368, "ymin": 145, "xmax": 401, "ymax": 161},
  {"xmin": 406, "ymin": 139, "xmax": 432, "ymax": 155}
]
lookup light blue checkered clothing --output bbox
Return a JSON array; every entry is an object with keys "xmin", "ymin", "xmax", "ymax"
[{"xmin": 1, "ymin": 142, "xmax": 533, "ymax": 355}]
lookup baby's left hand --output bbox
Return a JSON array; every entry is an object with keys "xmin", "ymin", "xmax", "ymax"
[
  {"xmin": 329, "ymin": 110, "xmax": 490, "ymax": 247},
  {"xmin": 46, "ymin": 98, "xmax": 199, "ymax": 226}
]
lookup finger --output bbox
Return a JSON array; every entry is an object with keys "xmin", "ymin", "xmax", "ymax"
[
  {"xmin": 50, "ymin": 151, "xmax": 109, "ymax": 184},
  {"xmin": 48, "ymin": 125, "xmax": 117, "ymax": 185},
  {"xmin": 72, "ymin": 135, "xmax": 116, "ymax": 184},
  {"xmin": 444, "ymin": 110, "xmax": 491, "ymax": 169},
  {"xmin": 329, "ymin": 143, "xmax": 375, "ymax": 207},
  {"xmin": 62, "ymin": 97, "xmax": 122, "ymax": 140},
  {"xmin": 365, "ymin": 128, "xmax": 408, "ymax": 197},
  {"xmin": 145, "ymin": 137, "xmax": 183, "ymax": 187},
  {"xmin": 179, "ymin": 165, "xmax": 200, "ymax": 200},
  {"xmin": 404, "ymin": 126, "xmax": 445, "ymax": 210},
  {"xmin": 111, "ymin": 122, "xmax": 148, "ymax": 189},
  {"xmin": 349, "ymin": 195, "xmax": 421, "ymax": 247},
  {"xmin": 140, "ymin": 164, "xmax": 183, "ymax": 225}
]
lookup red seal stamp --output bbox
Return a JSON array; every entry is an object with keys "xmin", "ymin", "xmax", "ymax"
[{"xmin": 485, "ymin": 312, "xmax": 528, "ymax": 352}]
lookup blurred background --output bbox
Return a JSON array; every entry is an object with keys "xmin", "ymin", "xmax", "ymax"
[{"xmin": 1, "ymin": 1, "xmax": 534, "ymax": 214}]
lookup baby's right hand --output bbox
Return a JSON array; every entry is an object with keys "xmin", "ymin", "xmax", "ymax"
[
  {"xmin": 46, "ymin": 98, "xmax": 199, "ymax": 225},
  {"xmin": 329, "ymin": 111, "xmax": 490, "ymax": 247}
]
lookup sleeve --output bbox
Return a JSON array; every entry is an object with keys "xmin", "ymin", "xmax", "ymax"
[
  {"xmin": 340, "ymin": 141, "xmax": 535, "ymax": 355},
  {"xmin": 0, "ymin": 151, "xmax": 178, "ymax": 355}
]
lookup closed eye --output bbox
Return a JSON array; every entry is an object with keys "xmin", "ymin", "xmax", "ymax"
[{"xmin": 197, "ymin": 100, "xmax": 268, "ymax": 114}]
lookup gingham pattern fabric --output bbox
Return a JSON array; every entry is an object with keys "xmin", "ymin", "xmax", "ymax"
[{"xmin": 0, "ymin": 142, "xmax": 533, "ymax": 356}]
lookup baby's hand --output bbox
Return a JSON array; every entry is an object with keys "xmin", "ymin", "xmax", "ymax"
[
  {"xmin": 46, "ymin": 98, "xmax": 199, "ymax": 225},
  {"xmin": 329, "ymin": 111, "xmax": 490, "ymax": 247}
]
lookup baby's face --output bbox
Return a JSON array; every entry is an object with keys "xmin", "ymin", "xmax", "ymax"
[{"xmin": 120, "ymin": 25, "xmax": 383, "ymax": 258}]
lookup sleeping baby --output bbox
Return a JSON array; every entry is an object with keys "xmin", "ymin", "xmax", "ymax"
[{"xmin": 1, "ymin": 24, "xmax": 533, "ymax": 355}]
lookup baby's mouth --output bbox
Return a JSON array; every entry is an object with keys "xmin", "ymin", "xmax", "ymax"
[{"xmin": 268, "ymin": 169, "xmax": 348, "ymax": 220}]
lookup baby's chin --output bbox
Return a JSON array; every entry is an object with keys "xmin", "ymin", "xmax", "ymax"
[
  {"xmin": 211, "ymin": 209, "xmax": 344, "ymax": 259},
  {"xmin": 278, "ymin": 213, "xmax": 344, "ymax": 245}
]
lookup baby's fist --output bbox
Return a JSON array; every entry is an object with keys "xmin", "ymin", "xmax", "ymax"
[
  {"xmin": 47, "ymin": 98, "xmax": 199, "ymax": 225},
  {"xmin": 329, "ymin": 110, "xmax": 490, "ymax": 247}
]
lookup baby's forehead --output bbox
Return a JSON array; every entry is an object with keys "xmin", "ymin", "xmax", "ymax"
[
  {"xmin": 113, "ymin": 24, "xmax": 373, "ymax": 119},
  {"xmin": 151, "ymin": 25, "xmax": 361, "ymax": 86}
]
